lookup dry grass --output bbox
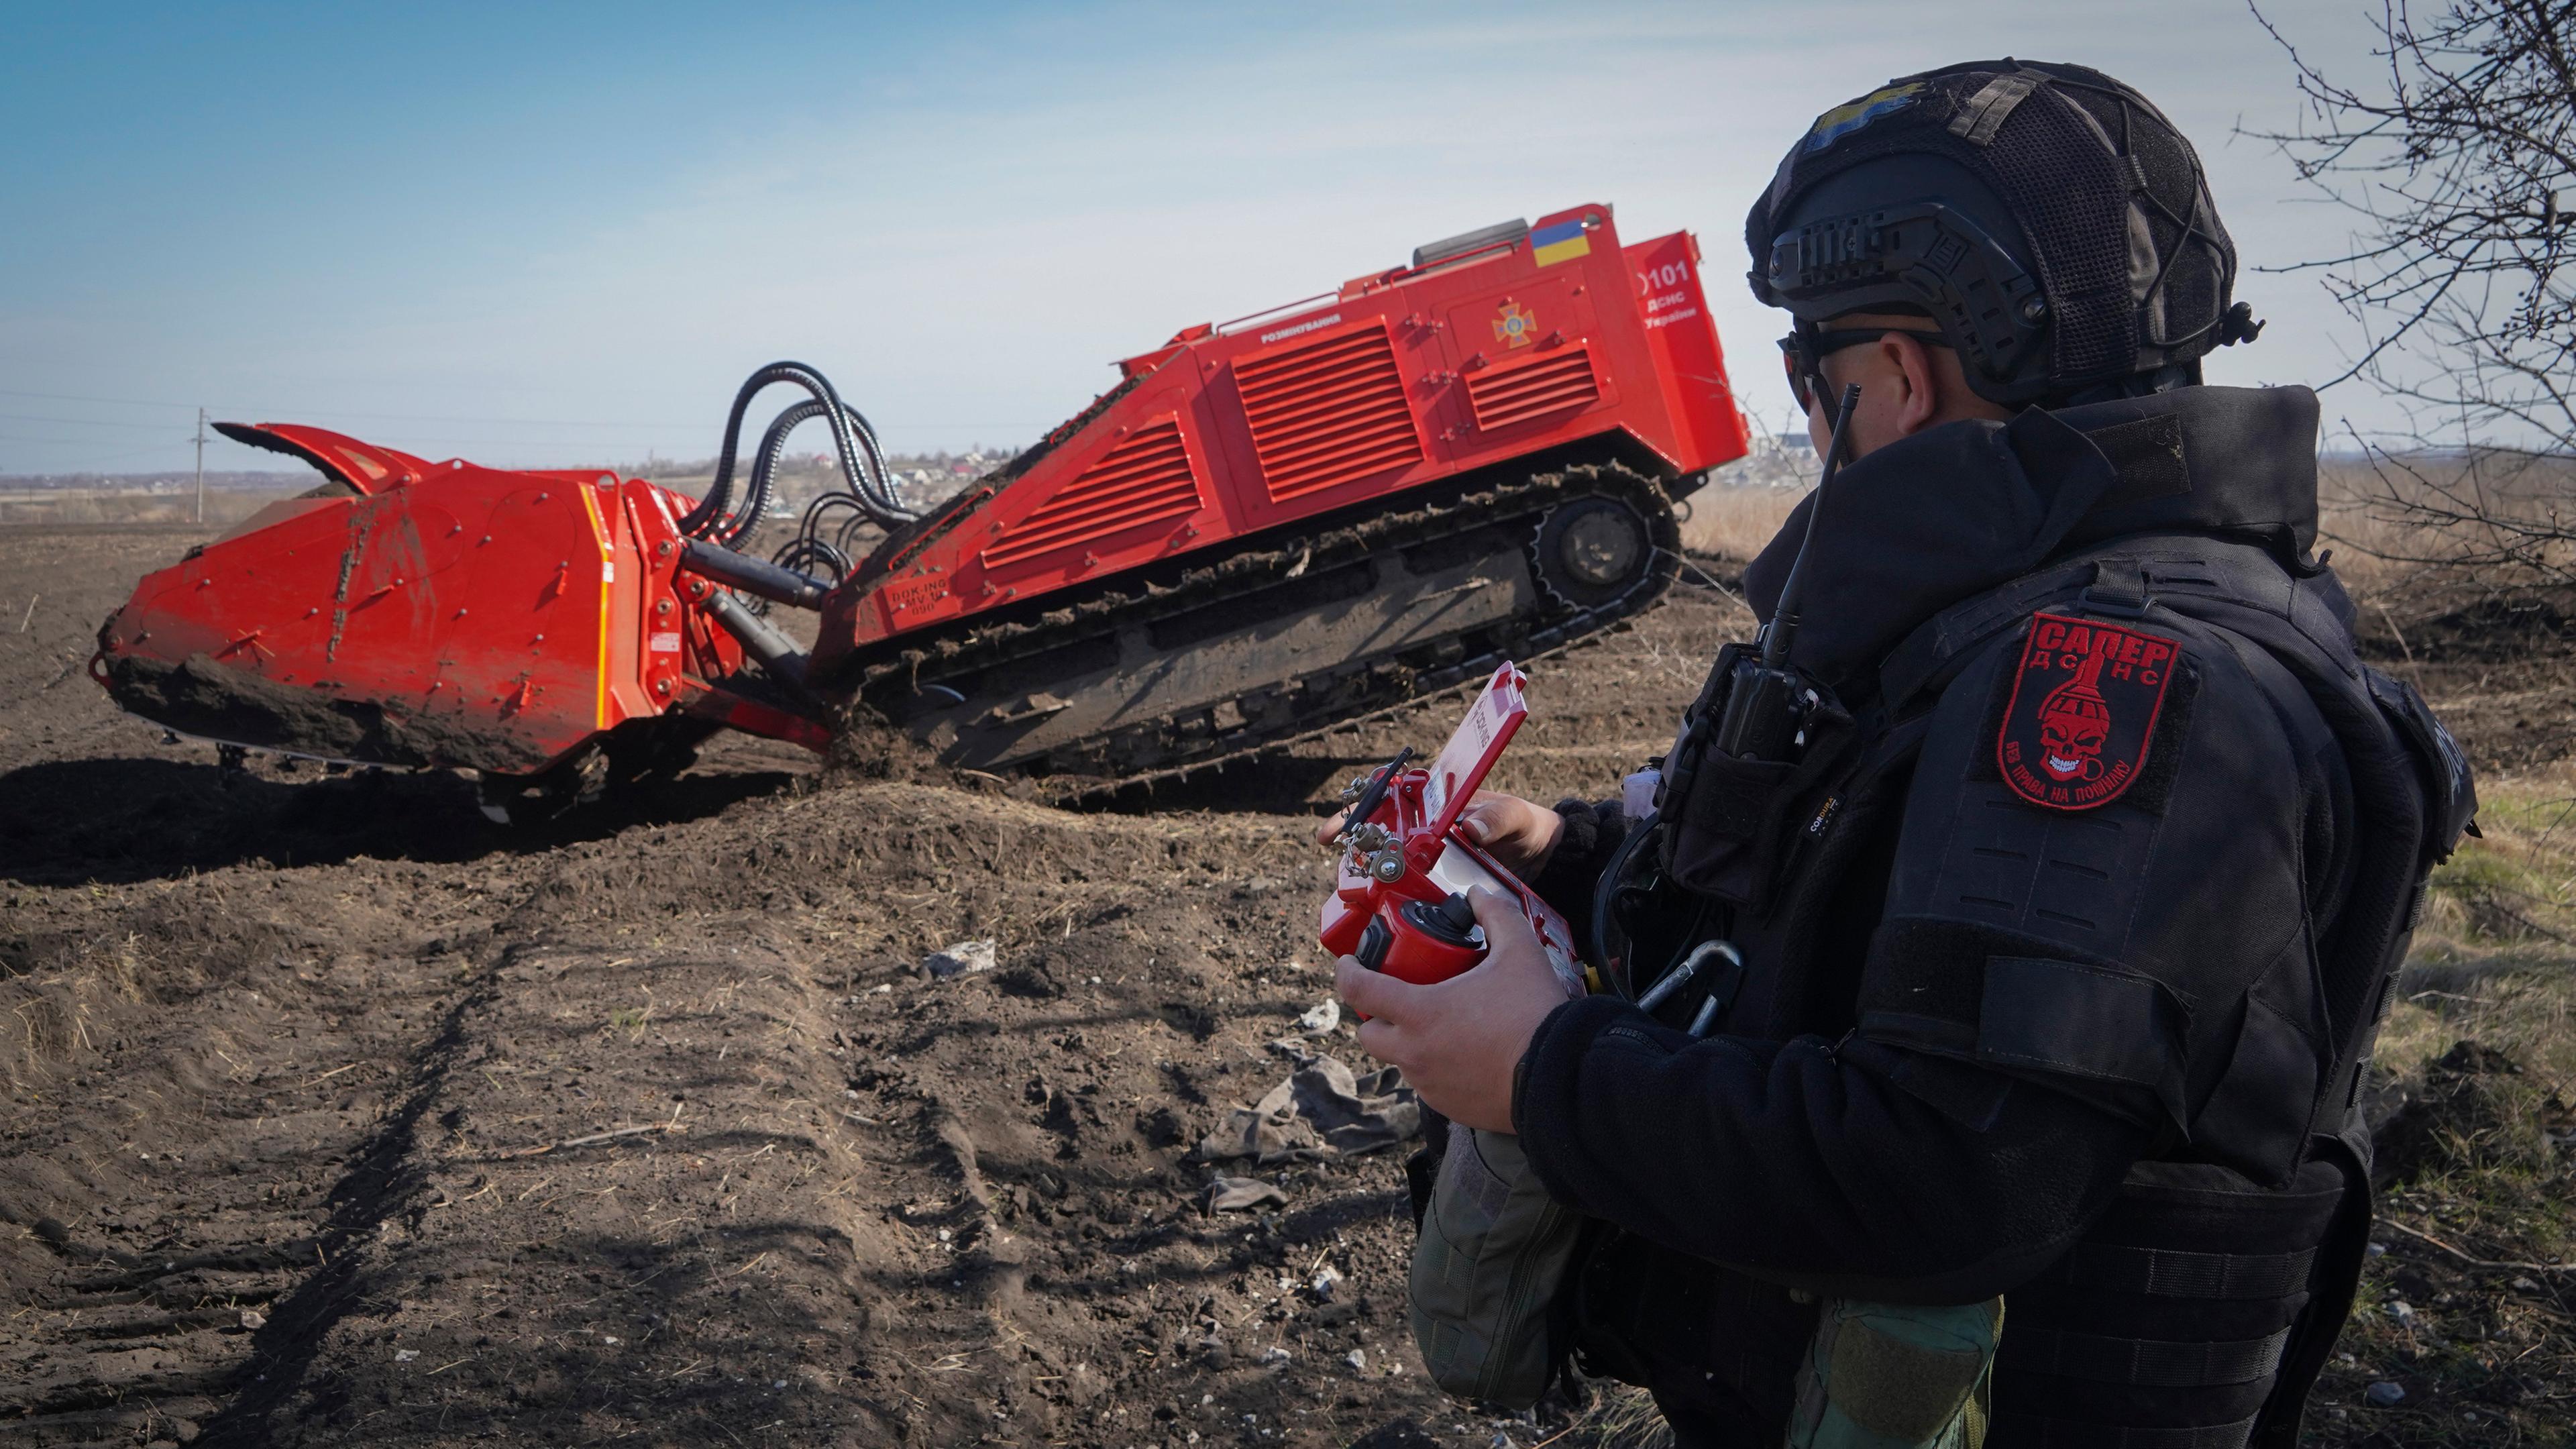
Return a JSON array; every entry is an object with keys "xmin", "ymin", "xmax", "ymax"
[
  {"xmin": 0, "ymin": 929, "xmax": 149, "ymax": 1091},
  {"xmin": 0, "ymin": 881, "xmax": 292, "ymax": 1092},
  {"xmin": 1676, "ymin": 482, "xmax": 1804, "ymax": 564},
  {"xmin": 2412, "ymin": 763, "xmax": 2576, "ymax": 969},
  {"xmin": 0, "ymin": 487, "xmax": 301, "ymax": 527},
  {"xmin": 2298, "ymin": 760, "xmax": 2576, "ymax": 1446},
  {"xmin": 1550, "ymin": 1385, "xmax": 1677, "ymax": 1448},
  {"xmin": 2319, "ymin": 459, "xmax": 2440, "ymax": 602},
  {"xmin": 2319, "ymin": 453, "xmax": 2576, "ymax": 608}
]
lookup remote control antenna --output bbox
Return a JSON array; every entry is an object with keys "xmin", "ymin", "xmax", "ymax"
[
  {"xmin": 1336, "ymin": 745, "xmax": 1414, "ymax": 843},
  {"xmin": 1759, "ymin": 383, "xmax": 1862, "ymax": 671}
]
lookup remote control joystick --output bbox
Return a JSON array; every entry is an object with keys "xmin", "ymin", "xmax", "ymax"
[
  {"xmin": 1319, "ymin": 663, "xmax": 1589, "ymax": 1006},
  {"xmin": 1399, "ymin": 892, "xmax": 1483, "ymax": 949}
]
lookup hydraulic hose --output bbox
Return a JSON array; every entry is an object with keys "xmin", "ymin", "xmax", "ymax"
[
  {"xmin": 769, "ymin": 535, "xmax": 851, "ymax": 587},
  {"xmin": 840, "ymin": 403, "xmax": 897, "ymax": 516},
  {"xmin": 735, "ymin": 395, "xmax": 911, "ymax": 551},
  {"xmin": 833, "ymin": 505, "xmax": 884, "ymax": 555},
  {"xmin": 798, "ymin": 494, "xmax": 874, "ymax": 556},
  {"xmin": 724, "ymin": 398, "xmax": 824, "ymax": 549},
  {"xmin": 678, "ymin": 362, "xmax": 914, "ymax": 542},
  {"xmin": 678, "ymin": 537, "xmax": 828, "ymax": 610}
]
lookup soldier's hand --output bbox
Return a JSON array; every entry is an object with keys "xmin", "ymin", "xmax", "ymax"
[
  {"xmin": 1313, "ymin": 791, "xmax": 1564, "ymax": 878},
  {"xmin": 1333, "ymin": 888, "xmax": 1572, "ymax": 1134},
  {"xmin": 1454, "ymin": 792, "xmax": 1565, "ymax": 877}
]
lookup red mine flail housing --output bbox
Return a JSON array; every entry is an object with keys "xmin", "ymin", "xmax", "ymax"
[{"xmin": 97, "ymin": 205, "xmax": 1750, "ymax": 818}]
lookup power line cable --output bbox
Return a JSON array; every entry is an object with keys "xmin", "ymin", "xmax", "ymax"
[
  {"xmin": 0, "ymin": 413, "xmax": 199, "ymax": 431},
  {"xmin": 0, "ymin": 441, "xmax": 201, "ymax": 469},
  {"xmin": 0, "ymin": 387, "xmax": 1040, "ymax": 432},
  {"xmin": 0, "ymin": 387, "xmax": 201, "ymax": 409}
]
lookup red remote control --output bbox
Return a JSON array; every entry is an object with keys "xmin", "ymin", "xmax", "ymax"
[{"xmin": 1318, "ymin": 663, "xmax": 1589, "ymax": 1000}]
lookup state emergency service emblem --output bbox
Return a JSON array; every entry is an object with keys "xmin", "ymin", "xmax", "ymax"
[{"xmin": 1996, "ymin": 612, "xmax": 2180, "ymax": 811}]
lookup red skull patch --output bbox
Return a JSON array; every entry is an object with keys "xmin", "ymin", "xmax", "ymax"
[{"xmin": 1996, "ymin": 612, "xmax": 2180, "ymax": 810}]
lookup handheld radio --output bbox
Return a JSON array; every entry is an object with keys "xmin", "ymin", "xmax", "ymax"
[
  {"xmin": 1597, "ymin": 385, "xmax": 1863, "ymax": 1012},
  {"xmin": 1707, "ymin": 382, "xmax": 1862, "ymax": 764}
]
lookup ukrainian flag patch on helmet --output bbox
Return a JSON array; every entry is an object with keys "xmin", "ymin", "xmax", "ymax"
[{"xmin": 1805, "ymin": 82, "xmax": 1923, "ymax": 152}]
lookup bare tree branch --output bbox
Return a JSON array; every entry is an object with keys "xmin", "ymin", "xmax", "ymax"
[{"xmin": 2249, "ymin": 0, "xmax": 2576, "ymax": 590}]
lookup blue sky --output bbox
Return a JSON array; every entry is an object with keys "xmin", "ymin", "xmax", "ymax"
[{"xmin": 1, "ymin": 0, "xmax": 2385, "ymax": 476}]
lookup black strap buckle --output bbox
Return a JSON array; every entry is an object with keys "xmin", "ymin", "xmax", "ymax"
[{"xmin": 2078, "ymin": 557, "xmax": 2155, "ymax": 619}]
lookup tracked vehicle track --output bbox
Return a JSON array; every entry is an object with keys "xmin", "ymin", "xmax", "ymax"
[{"xmin": 838, "ymin": 460, "xmax": 1683, "ymax": 798}]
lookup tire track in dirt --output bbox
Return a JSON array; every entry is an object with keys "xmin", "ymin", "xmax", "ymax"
[
  {"xmin": 199, "ymin": 923, "xmax": 902, "ymax": 1444},
  {"xmin": 1, "ymin": 867, "xmax": 505, "ymax": 1445},
  {"xmin": 197, "ymin": 975, "xmax": 501, "ymax": 1444},
  {"xmin": 167, "ymin": 785, "xmax": 1471, "ymax": 1446}
]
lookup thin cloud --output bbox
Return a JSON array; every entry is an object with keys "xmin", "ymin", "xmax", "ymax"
[{"xmin": 1, "ymin": 0, "xmax": 2379, "ymax": 473}]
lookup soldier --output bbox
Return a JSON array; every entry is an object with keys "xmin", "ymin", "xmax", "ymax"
[{"xmin": 1333, "ymin": 60, "xmax": 2475, "ymax": 1448}]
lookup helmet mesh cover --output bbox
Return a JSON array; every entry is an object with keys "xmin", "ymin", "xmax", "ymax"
[{"xmin": 1750, "ymin": 61, "xmax": 2237, "ymax": 398}]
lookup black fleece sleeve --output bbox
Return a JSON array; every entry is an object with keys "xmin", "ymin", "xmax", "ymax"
[
  {"xmin": 1512, "ymin": 1004, "xmax": 2148, "ymax": 1303},
  {"xmin": 1528, "ymin": 798, "xmax": 1625, "ymax": 924}
]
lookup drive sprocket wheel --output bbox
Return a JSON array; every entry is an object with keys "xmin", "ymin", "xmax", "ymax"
[{"xmin": 1530, "ymin": 493, "xmax": 1658, "ymax": 608}]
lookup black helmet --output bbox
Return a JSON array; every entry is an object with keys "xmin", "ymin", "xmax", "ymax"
[{"xmin": 1747, "ymin": 60, "xmax": 2263, "ymax": 408}]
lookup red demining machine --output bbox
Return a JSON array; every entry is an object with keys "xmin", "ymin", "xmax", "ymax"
[{"xmin": 95, "ymin": 205, "xmax": 1751, "ymax": 819}]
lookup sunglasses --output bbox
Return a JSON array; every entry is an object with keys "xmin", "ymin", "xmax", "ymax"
[{"xmin": 1777, "ymin": 326, "xmax": 1951, "ymax": 412}]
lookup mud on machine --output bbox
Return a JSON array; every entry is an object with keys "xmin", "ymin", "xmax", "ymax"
[{"xmin": 94, "ymin": 207, "xmax": 1750, "ymax": 820}]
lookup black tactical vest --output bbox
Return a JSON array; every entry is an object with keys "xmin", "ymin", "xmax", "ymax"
[{"xmin": 1574, "ymin": 388, "xmax": 2475, "ymax": 1449}]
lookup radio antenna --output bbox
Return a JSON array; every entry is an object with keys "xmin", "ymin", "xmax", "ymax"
[{"xmin": 1759, "ymin": 383, "xmax": 1862, "ymax": 670}]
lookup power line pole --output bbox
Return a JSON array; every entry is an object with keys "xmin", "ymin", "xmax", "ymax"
[{"xmin": 193, "ymin": 407, "xmax": 208, "ymax": 525}]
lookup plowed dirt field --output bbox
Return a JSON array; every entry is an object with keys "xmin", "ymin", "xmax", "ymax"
[
  {"xmin": 0, "ymin": 519, "xmax": 1743, "ymax": 1448},
  {"xmin": 4, "ymin": 516, "xmax": 2569, "ymax": 1448}
]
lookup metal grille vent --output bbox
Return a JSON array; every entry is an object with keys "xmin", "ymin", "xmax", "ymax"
[
  {"xmin": 1233, "ymin": 323, "xmax": 1424, "ymax": 502},
  {"xmin": 1464, "ymin": 345, "xmax": 1600, "ymax": 432},
  {"xmin": 983, "ymin": 417, "xmax": 1199, "ymax": 568}
]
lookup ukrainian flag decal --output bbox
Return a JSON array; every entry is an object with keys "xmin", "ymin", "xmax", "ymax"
[
  {"xmin": 1532, "ymin": 219, "xmax": 1591, "ymax": 266},
  {"xmin": 1805, "ymin": 82, "xmax": 1923, "ymax": 152}
]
